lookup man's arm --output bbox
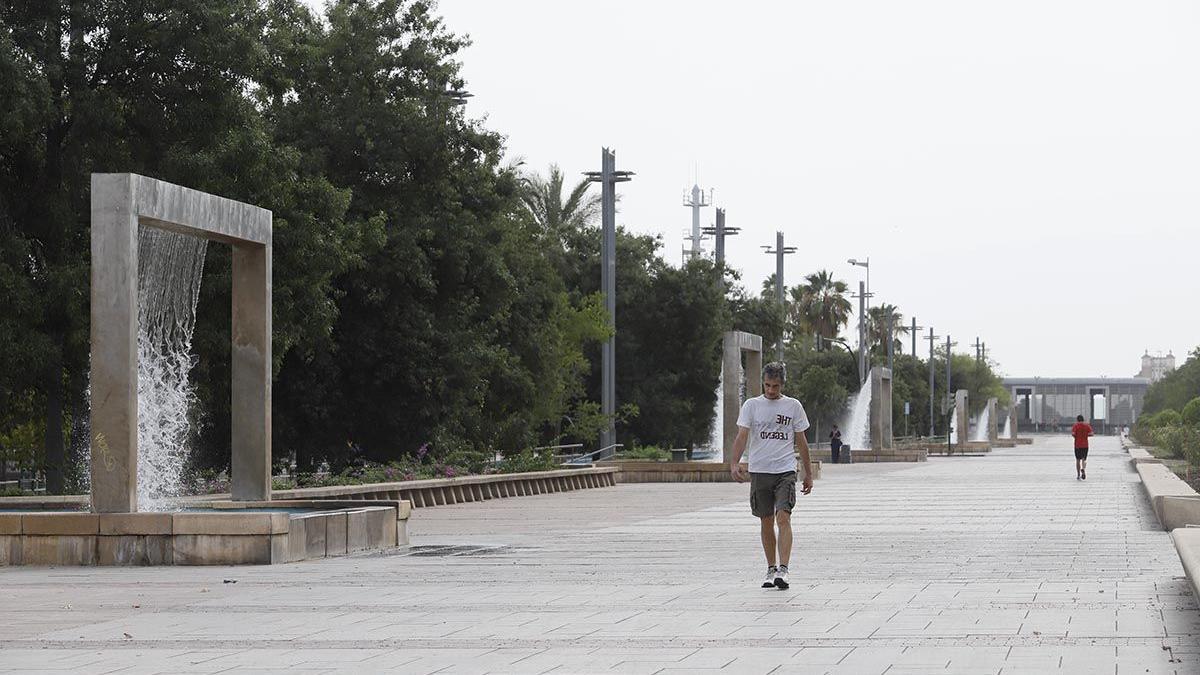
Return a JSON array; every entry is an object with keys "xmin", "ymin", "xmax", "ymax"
[
  {"xmin": 796, "ymin": 431, "xmax": 813, "ymax": 494},
  {"xmin": 729, "ymin": 427, "xmax": 750, "ymax": 482}
]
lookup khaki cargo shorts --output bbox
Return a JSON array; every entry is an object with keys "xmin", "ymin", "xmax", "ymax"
[{"xmin": 750, "ymin": 471, "xmax": 797, "ymax": 517}]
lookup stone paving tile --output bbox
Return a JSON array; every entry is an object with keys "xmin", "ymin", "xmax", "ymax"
[{"xmin": 2, "ymin": 435, "xmax": 1198, "ymax": 674}]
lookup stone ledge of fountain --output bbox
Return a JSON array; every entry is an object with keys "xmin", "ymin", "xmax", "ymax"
[
  {"xmin": 601, "ymin": 458, "xmax": 822, "ymax": 483},
  {"xmin": 0, "ymin": 500, "xmax": 407, "ymax": 567}
]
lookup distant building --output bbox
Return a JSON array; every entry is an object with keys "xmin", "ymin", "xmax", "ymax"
[
  {"xmin": 1002, "ymin": 377, "xmax": 1149, "ymax": 433},
  {"xmin": 1137, "ymin": 351, "xmax": 1176, "ymax": 383}
]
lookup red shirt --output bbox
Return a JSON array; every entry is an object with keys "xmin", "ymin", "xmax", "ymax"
[{"xmin": 1071, "ymin": 422, "xmax": 1093, "ymax": 449}]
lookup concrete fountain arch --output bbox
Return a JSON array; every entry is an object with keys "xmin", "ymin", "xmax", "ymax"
[{"xmin": 90, "ymin": 174, "xmax": 272, "ymax": 513}]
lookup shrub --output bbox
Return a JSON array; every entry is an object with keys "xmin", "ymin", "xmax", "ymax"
[
  {"xmin": 1182, "ymin": 398, "xmax": 1200, "ymax": 427},
  {"xmin": 622, "ymin": 445, "xmax": 669, "ymax": 461},
  {"xmin": 1152, "ymin": 425, "xmax": 1200, "ymax": 461},
  {"xmin": 1152, "ymin": 410, "xmax": 1182, "ymax": 428},
  {"xmin": 497, "ymin": 449, "xmax": 559, "ymax": 474}
]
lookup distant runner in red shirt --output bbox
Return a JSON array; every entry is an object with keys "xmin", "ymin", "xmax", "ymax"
[{"xmin": 1071, "ymin": 415, "xmax": 1093, "ymax": 480}]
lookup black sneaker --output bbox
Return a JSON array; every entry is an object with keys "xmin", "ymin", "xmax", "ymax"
[
  {"xmin": 1081, "ymin": 470, "xmax": 1086, "ymax": 480},
  {"xmin": 774, "ymin": 566, "xmax": 790, "ymax": 590}
]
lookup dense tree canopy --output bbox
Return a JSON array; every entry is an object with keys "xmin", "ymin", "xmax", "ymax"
[
  {"xmin": 1, "ymin": 0, "xmax": 1014, "ymax": 491},
  {"xmin": 1143, "ymin": 348, "xmax": 1200, "ymax": 418}
]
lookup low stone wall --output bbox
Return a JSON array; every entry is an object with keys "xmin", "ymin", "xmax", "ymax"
[
  {"xmin": 1172, "ymin": 528, "xmax": 1200, "ymax": 600},
  {"xmin": 602, "ymin": 460, "xmax": 821, "ymax": 483},
  {"xmin": 1128, "ymin": 448, "xmax": 1161, "ymax": 466},
  {"xmin": 812, "ymin": 448, "xmax": 927, "ymax": 462},
  {"xmin": 273, "ymin": 467, "xmax": 618, "ymax": 508},
  {"xmin": 0, "ymin": 501, "xmax": 405, "ymax": 566},
  {"xmin": 1136, "ymin": 462, "xmax": 1200, "ymax": 530}
]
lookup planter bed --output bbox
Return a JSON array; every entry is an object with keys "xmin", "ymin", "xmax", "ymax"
[{"xmin": 272, "ymin": 466, "xmax": 618, "ymax": 508}]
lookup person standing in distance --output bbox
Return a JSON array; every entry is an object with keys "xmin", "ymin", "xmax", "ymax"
[
  {"xmin": 730, "ymin": 362, "xmax": 814, "ymax": 590},
  {"xmin": 1071, "ymin": 414, "xmax": 1093, "ymax": 480},
  {"xmin": 829, "ymin": 424, "xmax": 843, "ymax": 464}
]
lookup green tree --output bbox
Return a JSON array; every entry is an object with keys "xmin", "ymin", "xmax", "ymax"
[
  {"xmin": 730, "ymin": 289, "xmax": 784, "ymax": 359},
  {"xmin": 1182, "ymin": 398, "xmax": 1200, "ymax": 427},
  {"xmin": 519, "ymin": 164, "xmax": 601, "ymax": 246},
  {"xmin": 867, "ymin": 304, "xmax": 909, "ymax": 356},
  {"xmin": 789, "ymin": 365, "xmax": 848, "ymax": 443},
  {"xmin": 1144, "ymin": 348, "xmax": 1200, "ymax": 416},
  {"xmin": 789, "ymin": 270, "xmax": 852, "ymax": 350},
  {"xmin": 889, "ymin": 353, "xmax": 932, "ymax": 438},
  {"xmin": 0, "ymin": 0, "xmax": 363, "ymax": 489}
]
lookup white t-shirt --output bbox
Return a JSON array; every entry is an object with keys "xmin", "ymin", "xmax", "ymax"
[{"xmin": 736, "ymin": 394, "xmax": 811, "ymax": 474}]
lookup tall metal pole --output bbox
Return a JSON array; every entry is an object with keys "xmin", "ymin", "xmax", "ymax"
[
  {"xmin": 774, "ymin": 232, "xmax": 785, "ymax": 361},
  {"xmin": 926, "ymin": 327, "xmax": 937, "ymax": 436},
  {"xmin": 945, "ymin": 335, "xmax": 953, "ymax": 409},
  {"xmin": 858, "ymin": 281, "xmax": 867, "ymax": 383},
  {"xmin": 601, "ymin": 153, "xmax": 617, "ymax": 456},
  {"xmin": 911, "ymin": 317, "xmax": 917, "ymax": 359},
  {"xmin": 714, "ymin": 208, "xmax": 726, "ymax": 266},
  {"xmin": 886, "ymin": 311, "xmax": 894, "ymax": 373},
  {"xmin": 585, "ymin": 148, "xmax": 633, "ymax": 457},
  {"xmin": 702, "ymin": 208, "xmax": 739, "ymax": 268},
  {"xmin": 762, "ymin": 232, "xmax": 795, "ymax": 361}
]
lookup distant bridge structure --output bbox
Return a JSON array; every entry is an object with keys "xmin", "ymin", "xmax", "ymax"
[{"xmin": 1002, "ymin": 377, "xmax": 1149, "ymax": 433}]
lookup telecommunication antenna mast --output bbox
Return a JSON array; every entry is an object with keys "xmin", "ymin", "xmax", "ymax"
[{"xmin": 682, "ymin": 183, "xmax": 712, "ymax": 261}]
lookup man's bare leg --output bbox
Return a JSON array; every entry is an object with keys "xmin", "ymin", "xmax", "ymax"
[
  {"xmin": 775, "ymin": 510, "xmax": 792, "ymax": 567},
  {"xmin": 760, "ymin": 516, "xmax": 777, "ymax": 567}
]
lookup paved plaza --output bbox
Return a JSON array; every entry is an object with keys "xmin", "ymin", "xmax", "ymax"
[{"xmin": 2, "ymin": 435, "xmax": 1198, "ymax": 674}]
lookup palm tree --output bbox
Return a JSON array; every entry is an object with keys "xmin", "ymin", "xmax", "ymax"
[
  {"xmin": 760, "ymin": 273, "xmax": 779, "ymax": 300},
  {"xmin": 791, "ymin": 270, "xmax": 852, "ymax": 349},
  {"xmin": 519, "ymin": 164, "xmax": 601, "ymax": 241},
  {"xmin": 867, "ymin": 304, "xmax": 909, "ymax": 354}
]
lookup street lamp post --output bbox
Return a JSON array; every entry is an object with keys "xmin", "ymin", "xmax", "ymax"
[
  {"xmin": 584, "ymin": 148, "xmax": 633, "ymax": 458},
  {"xmin": 848, "ymin": 258, "xmax": 871, "ymax": 383}
]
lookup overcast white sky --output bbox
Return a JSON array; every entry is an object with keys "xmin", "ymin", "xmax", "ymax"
[{"xmin": 401, "ymin": 1, "xmax": 1198, "ymax": 377}]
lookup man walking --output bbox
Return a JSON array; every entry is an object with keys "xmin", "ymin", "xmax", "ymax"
[
  {"xmin": 730, "ymin": 362, "xmax": 814, "ymax": 590},
  {"xmin": 1071, "ymin": 414, "xmax": 1093, "ymax": 480}
]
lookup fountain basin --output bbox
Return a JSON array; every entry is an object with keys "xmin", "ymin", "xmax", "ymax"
[{"xmin": 0, "ymin": 499, "xmax": 409, "ymax": 566}]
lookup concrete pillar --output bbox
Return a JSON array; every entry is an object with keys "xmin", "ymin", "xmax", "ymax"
[
  {"xmin": 231, "ymin": 243, "xmax": 272, "ymax": 501},
  {"xmin": 870, "ymin": 366, "xmax": 893, "ymax": 450},
  {"xmin": 721, "ymin": 336, "xmax": 742, "ymax": 463},
  {"xmin": 986, "ymin": 397, "xmax": 999, "ymax": 443},
  {"xmin": 721, "ymin": 331, "xmax": 763, "ymax": 462},
  {"xmin": 746, "ymin": 351, "xmax": 763, "ymax": 399},
  {"xmin": 1009, "ymin": 405, "xmax": 1019, "ymax": 439},
  {"xmin": 954, "ymin": 389, "xmax": 969, "ymax": 448},
  {"xmin": 89, "ymin": 174, "xmax": 140, "ymax": 513}
]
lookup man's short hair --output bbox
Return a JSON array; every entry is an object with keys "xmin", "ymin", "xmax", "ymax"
[
  {"xmin": 763, "ymin": 361, "xmax": 787, "ymax": 383},
  {"xmin": 1076, "ymin": 415, "xmax": 1084, "ymax": 422}
]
